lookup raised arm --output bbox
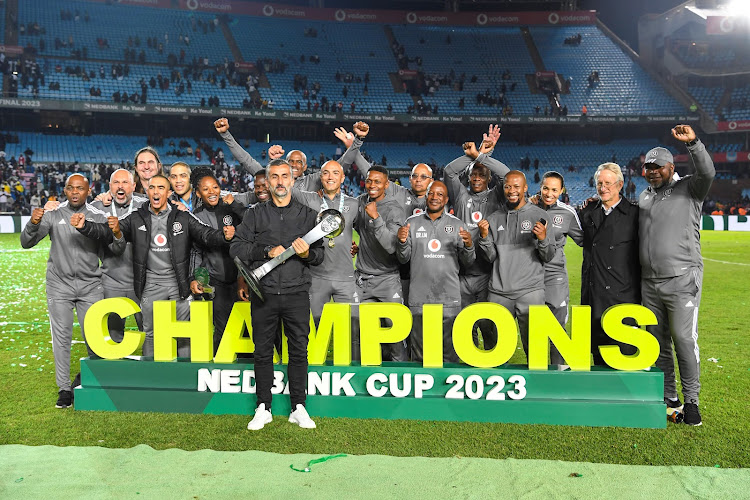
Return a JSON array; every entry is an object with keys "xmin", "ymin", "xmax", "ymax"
[
  {"xmin": 214, "ymin": 118, "xmax": 264, "ymax": 175},
  {"xmin": 672, "ymin": 125, "xmax": 715, "ymax": 201}
]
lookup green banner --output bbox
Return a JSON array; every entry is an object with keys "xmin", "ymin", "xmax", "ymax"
[{"xmin": 701, "ymin": 215, "xmax": 750, "ymax": 231}]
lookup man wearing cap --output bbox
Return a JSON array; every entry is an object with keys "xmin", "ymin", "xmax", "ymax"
[{"xmin": 639, "ymin": 125, "xmax": 715, "ymax": 426}]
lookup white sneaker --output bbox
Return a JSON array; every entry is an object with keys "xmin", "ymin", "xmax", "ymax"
[
  {"xmin": 247, "ymin": 403, "xmax": 273, "ymax": 431},
  {"xmin": 288, "ymin": 404, "xmax": 316, "ymax": 429}
]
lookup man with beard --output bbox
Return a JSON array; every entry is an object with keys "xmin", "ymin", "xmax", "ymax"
[
  {"xmin": 353, "ymin": 166, "xmax": 407, "ymax": 361},
  {"xmin": 639, "ymin": 125, "xmax": 715, "ymax": 426},
  {"xmin": 168, "ymin": 161, "xmax": 199, "ymax": 212},
  {"xmin": 397, "ymin": 181, "xmax": 475, "ymax": 362},
  {"xmin": 291, "ymin": 160, "xmax": 359, "ymax": 323},
  {"xmin": 443, "ymin": 126, "xmax": 507, "ymax": 350},
  {"xmin": 21, "ymin": 174, "xmax": 113, "ymax": 409},
  {"xmin": 74, "ymin": 175, "xmax": 233, "ymax": 359},
  {"xmin": 133, "ymin": 146, "xmax": 164, "ymax": 194},
  {"xmin": 230, "ymin": 159, "xmax": 324, "ymax": 431},
  {"xmin": 91, "ymin": 168, "xmax": 148, "ymax": 343},
  {"xmin": 189, "ymin": 167, "xmax": 246, "ymax": 354},
  {"xmin": 476, "ymin": 171, "xmax": 554, "ymax": 361}
]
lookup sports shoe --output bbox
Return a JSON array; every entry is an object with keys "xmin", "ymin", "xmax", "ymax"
[
  {"xmin": 289, "ymin": 404, "xmax": 316, "ymax": 429},
  {"xmin": 247, "ymin": 403, "xmax": 272, "ymax": 431},
  {"xmin": 683, "ymin": 403, "xmax": 702, "ymax": 426},
  {"xmin": 55, "ymin": 390, "xmax": 73, "ymax": 409},
  {"xmin": 665, "ymin": 397, "xmax": 683, "ymax": 412}
]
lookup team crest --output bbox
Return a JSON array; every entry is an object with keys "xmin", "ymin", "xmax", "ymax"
[
  {"xmin": 553, "ymin": 215, "xmax": 563, "ymax": 226},
  {"xmin": 521, "ymin": 220, "xmax": 532, "ymax": 231},
  {"xmin": 471, "ymin": 211, "xmax": 482, "ymax": 223},
  {"xmin": 648, "ymin": 150, "xmax": 658, "ymax": 159},
  {"xmin": 444, "ymin": 225, "xmax": 455, "ymax": 234},
  {"xmin": 427, "ymin": 239, "xmax": 442, "ymax": 252},
  {"xmin": 222, "ymin": 215, "xmax": 233, "ymax": 226},
  {"xmin": 172, "ymin": 222, "xmax": 182, "ymax": 232},
  {"xmin": 342, "ymin": 205, "xmax": 350, "ymax": 213}
]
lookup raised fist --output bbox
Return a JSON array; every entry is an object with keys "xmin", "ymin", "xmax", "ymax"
[
  {"xmin": 30, "ymin": 208, "xmax": 45, "ymax": 225},
  {"xmin": 353, "ymin": 121, "xmax": 369, "ymax": 139},
  {"xmin": 107, "ymin": 216, "xmax": 122, "ymax": 238},
  {"xmin": 671, "ymin": 125, "xmax": 696, "ymax": 143},
  {"xmin": 365, "ymin": 201, "xmax": 379, "ymax": 220},
  {"xmin": 459, "ymin": 227, "xmax": 472, "ymax": 248},
  {"xmin": 268, "ymin": 144, "xmax": 285, "ymax": 160},
  {"xmin": 223, "ymin": 225, "xmax": 235, "ymax": 240},
  {"xmin": 397, "ymin": 223, "xmax": 410, "ymax": 243},
  {"xmin": 463, "ymin": 142, "xmax": 479, "ymax": 160},
  {"xmin": 70, "ymin": 213, "xmax": 86, "ymax": 229},
  {"xmin": 214, "ymin": 118, "xmax": 229, "ymax": 134},
  {"xmin": 478, "ymin": 219, "xmax": 489, "ymax": 239}
]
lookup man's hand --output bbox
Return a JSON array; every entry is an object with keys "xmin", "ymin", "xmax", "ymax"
[
  {"xmin": 397, "ymin": 223, "xmax": 410, "ymax": 243},
  {"xmin": 483, "ymin": 124, "xmax": 501, "ymax": 148},
  {"xmin": 478, "ymin": 219, "xmax": 489, "ymax": 239},
  {"xmin": 353, "ymin": 121, "xmax": 369, "ymax": 139},
  {"xmin": 237, "ymin": 275, "xmax": 250, "ymax": 301},
  {"xmin": 214, "ymin": 117, "xmax": 229, "ymax": 134},
  {"xmin": 351, "ymin": 241, "xmax": 359, "ymax": 256},
  {"xmin": 579, "ymin": 196, "xmax": 598, "ymax": 210},
  {"xmin": 459, "ymin": 227, "xmax": 472, "ymax": 248},
  {"xmin": 95, "ymin": 192, "xmax": 113, "ymax": 206},
  {"xmin": 533, "ymin": 219, "xmax": 547, "ymax": 241},
  {"xmin": 333, "ymin": 127, "xmax": 354, "ymax": 149},
  {"xmin": 70, "ymin": 213, "xmax": 85, "ymax": 229},
  {"xmin": 268, "ymin": 245, "xmax": 284, "ymax": 258},
  {"xmin": 365, "ymin": 202, "xmax": 379, "ymax": 219},
  {"xmin": 107, "ymin": 216, "xmax": 122, "ymax": 238},
  {"xmin": 223, "ymin": 225, "xmax": 235, "ymax": 240},
  {"xmin": 672, "ymin": 124, "xmax": 696, "ymax": 143},
  {"xmin": 463, "ymin": 141, "xmax": 479, "ymax": 160},
  {"xmin": 268, "ymin": 144, "xmax": 285, "ymax": 160},
  {"xmin": 222, "ymin": 193, "xmax": 234, "ymax": 204},
  {"xmin": 44, "ymin": 200, "xmax": 60, "ymax": 211},
  {"xmin": 30, "ymin": 208, "xmax": 45, "ymax": 225},
  {"xmin": 190, "ymin": 280, "xmax": 204, "ymax": 295},
  {"xmin": 291, "ymin": 237, "xmax": 310, "ymax": 258},
  {"xmin": 171, "ymin": 200, "xmax": 189, "ymax": 212}
]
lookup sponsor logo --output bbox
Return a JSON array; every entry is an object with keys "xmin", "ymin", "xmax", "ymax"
[
  {"xmin": 187, "ymin": 0, "xmax": 198, "ymax": 9},
  {"xmin": 471, "ymin": 211, "xmax": 482, "ymax": 223},
  {"xmin": 497, "ymin": 225, "xmax": 504, "ymax": 231},
  {"xmin": 427, "ymin": 239, "xmax": 442, "ymax": 252},
  {"xmin": 137, "ymin": 224, "xmax": 147, "ymax": 231},
  {"xmin": 521, "ymin": 220, "xmax": 532, "ymax": 231},
  {"xmin": 58, "ymin": 219, "xmax": 66, "ymax": 225},
  {"xmin": 720, "ymin": 17, "xmax": 734, "ymax": 33},
  {"xmin": 548, "ymin": 12, "xmax": 560, "ymax": 24},
  {"xmin": 406, "ymin": 12, "xmax": 417, "ymax": 23},
  {"xmin": 477, "ymin": 13, "xmax": 488, "ymax": 25},
  {"xmin": 342, "ymin": 205, "xmax": 350, "ymax": 213},
  {"xmin": 222, "ymin": 215, "xmax": 233, "ymax": 226},
  {"xmin": 416, "ymin": 226, "xmax": 427, "ymax": 239},
  {"xmin": 262, "ymin": 4, "xmax": 273, "ymax": 16},
  {"xmin": 335, "ymin": 9, "xmax": 346, "ymax": 21},
  {"xmin": 154, "ymin": 233, "xmax": 167, "ymax": 247},
  {"xmin": 729, "ymin": 121, "xmax": 738, "ymax": 130},
  {"xmin": 413, "ymin": 208, "xmax": 423, "ymax": 215}
]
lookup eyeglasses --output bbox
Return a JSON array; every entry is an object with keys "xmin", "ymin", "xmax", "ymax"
[
  {"xmin": 596, "ymin": 181, "xmax": 620, "ymax": 189},
  {"xmin": 410, "ymin": 174, "xmax": 432, "ymax": 181}
]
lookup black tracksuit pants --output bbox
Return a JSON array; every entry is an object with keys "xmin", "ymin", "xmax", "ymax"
[{"xmin": 251, "ymin": 291, "xmax": 310, "ymax": 409}]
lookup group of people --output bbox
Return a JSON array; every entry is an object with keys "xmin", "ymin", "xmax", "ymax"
[{"xmin": 21, "ymin": 118, "xmax": 714, "ymax": 430}]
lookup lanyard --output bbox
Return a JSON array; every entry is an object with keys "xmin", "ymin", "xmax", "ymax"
[
  {"xmin": 320, "ymin": 192, "xmax": 344, "ymax": 213},
  {"xmin": 111, "ymin": 197, "xmax": 135, "ymax": 218}
]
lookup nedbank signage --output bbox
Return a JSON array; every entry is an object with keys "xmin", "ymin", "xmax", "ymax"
[
  {"xmin": 75, "ymin": 298, "xmax": 666, "ymax": 427},
  {"xmin": 0, "ymin": 98, "xmax": 700, "ymax": 125}
]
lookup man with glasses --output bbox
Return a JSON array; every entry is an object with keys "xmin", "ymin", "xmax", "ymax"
[
  {"xmin": 579, "ymin": 162, "xmax": 640, "ymax": 368},
  {"xmin": 639, "ymin": 125, "xmax": 714, "ymax": 426}
]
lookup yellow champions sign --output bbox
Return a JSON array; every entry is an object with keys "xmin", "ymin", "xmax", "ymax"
[{"xmin": 84, "ymin": 299, "xmax": 659, "ymax": 371}]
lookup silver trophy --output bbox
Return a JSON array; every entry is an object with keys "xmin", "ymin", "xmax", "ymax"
[{"xmin": 235, "ymin": 209, "xmax": 344, "ymax": 301}]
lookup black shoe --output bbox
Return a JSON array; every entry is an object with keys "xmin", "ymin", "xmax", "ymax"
[
  {"xmin": 55, "ymin": 390, "xmax": 73, "ymax": 409},
  {"xmin": 72, "ymin": 372, "xmax": 81, "ymax": 388},
  {"xmin": 683, "ymin": 403, "xmax": 702, "ymax": 426},
  {"xmin": 665, "ymin": 397, "xmax": 683, "ymax": 411}
]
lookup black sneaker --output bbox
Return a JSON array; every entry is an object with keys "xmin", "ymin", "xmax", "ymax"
[
  {"xmin": 665, "ymin": 397, "xmax": 683, "ymax": 411},
  {"xmin": 55, "ymin": 390, "xmax": 73, "ymax": 409},
  {"xmin": 683, "ymin": 403, "xmax": 702, "ymax": 426},
  {"xmin": 72, "ymin": 372, "xmax": 81, "ymax": 388}
]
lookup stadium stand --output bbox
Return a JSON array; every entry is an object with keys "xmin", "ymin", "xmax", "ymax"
[
  {"xmin": 387, "ymin": 25, "xmax": 545, "ymax": 115},
  {"xmin": 531, "ymin": 26, "xmax": 685, "ymax": 116},
  {"xmin": 231, "ymin": 17, "xmax": 411, "ymax": 114},
  {"xmin": 723, "ymin": 84, "xmax": 750, "ymax": 121},
  {"xmin": 0, "ymin": 1, "xmax": 5, "ymax": 44},
  {"xmin": 17, "ymin": 0, "xmax": 229, "ymax": 66},
  {"xmin": 688, "ymin": 85, "xmax": 723, "ymax": 121}
]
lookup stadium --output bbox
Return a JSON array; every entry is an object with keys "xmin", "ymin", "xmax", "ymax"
[{"xmin": 1, "ymin": 0, "xmax": 749, "ymax": 497}]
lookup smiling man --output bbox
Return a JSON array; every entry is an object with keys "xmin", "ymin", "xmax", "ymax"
[
  {"xmin": 168, "ymin": 161, "xmax": 198, "ymax": 212},
  {"xmin": 639, "ymin": 125, "xmax": 715, "ymax": 426},
  {"xmin": 477, "ymin": 170, "xmax": 554, "ymax": 362},
  {"xmin": 75, "ymin": 174, "xmax": 233, "ymax": 359},
  {"xmin": 21, "ymin": 173, "xmax": 112, "ymax": 409}
]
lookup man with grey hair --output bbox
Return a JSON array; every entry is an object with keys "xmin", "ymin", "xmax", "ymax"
[
  {"xmin": 91, "ymin": 168, "xmax": 148, "ymax": 342},
  {"xmin": 639, "ymin": 125, "xmax": 715, "ymax": 426},
  {"xmin": 578, "ymin": 162, "xmax": 640, "ymax": 367}
]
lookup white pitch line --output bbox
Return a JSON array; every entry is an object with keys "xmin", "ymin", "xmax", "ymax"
[
  {"xmin": 0, "ymin": 249, "xmax": 46, "ymax": 253},
  {"xmin": 704, "ymin": 257, "xmax": 750, "ymax": 266}
]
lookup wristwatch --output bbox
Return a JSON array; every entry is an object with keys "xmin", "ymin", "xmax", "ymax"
[
  {"xmin": 264, "ymin": 245, "xmax": 273, "ymax": 258},
  {"xmin": 686, "ymin": 138, "xmax": 699, "ymax": 147}
]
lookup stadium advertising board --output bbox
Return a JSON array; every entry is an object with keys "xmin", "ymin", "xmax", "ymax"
[
  {"xmin": 73, "ymin": 298, "xmax": 666, "ymax": 427},
  {"xmin": 174, "ymin": 0, "xmax": 596, "ymax": 26},
  {"xmin": 0, "ymin": 97, "xmax": 699, "ymax": 125},
  {"xmin": 717, "ymin": 120, "xmax": 750, "ymax": 133}
]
